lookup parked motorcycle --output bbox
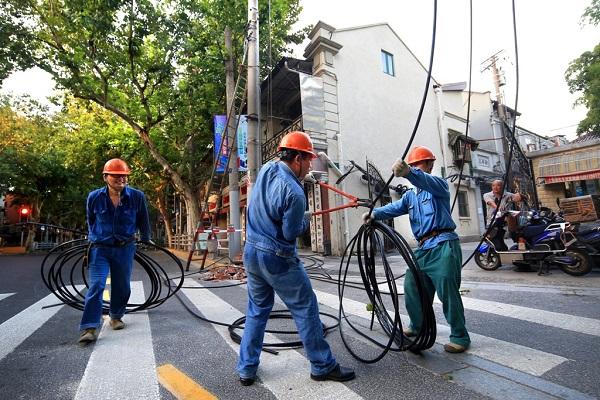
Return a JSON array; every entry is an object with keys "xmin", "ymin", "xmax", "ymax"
[
  {"xmin": 475, "ymin": 208, "xmax": 593, "ymax": 276},
  {"xmin": 571, "ymin": 220, "xmax": 600, "ymax": 267}
]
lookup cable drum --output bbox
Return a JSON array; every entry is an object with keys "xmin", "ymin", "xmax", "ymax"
[
  {"xmin": 40, "ymin": 239, "xmax": 184, "ymax": 313},
  {"xmin": 338, "ymin": 221, "xmax": 437, "ymax": 363}
]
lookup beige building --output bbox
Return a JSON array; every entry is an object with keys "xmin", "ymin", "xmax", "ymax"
[
  {"xmin": 528, "ymin": 133, "xmax": 600, "ymax": 211},
  {"xmin": 257, "ymin": 21, "xmax": 484, "ymax": 255}
]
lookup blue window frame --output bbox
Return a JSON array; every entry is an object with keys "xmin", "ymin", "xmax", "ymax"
[{"xmin": 381, "ymin": 50, "xmax": 395, "ymax": 76}]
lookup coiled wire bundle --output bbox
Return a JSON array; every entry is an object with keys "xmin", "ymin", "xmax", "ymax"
[
  {"xmin": 338, "ymin": 220, "xmax": 437, "ymax": 363},
  {"xmin": 40, "ymin": 239, "xmax": 184, "ymax": 312}
]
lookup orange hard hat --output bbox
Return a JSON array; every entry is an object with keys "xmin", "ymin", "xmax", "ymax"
[
  {"xmin": 103, "ymin": 158, "xmax": 131, "ymax": 175},
  {"xmin": 406, "ymin": 146, "xmax": 436, "ymax": 165},
  {"xmin": 278, "ymin": 131, "xmax": 317, "ymax": 159}
]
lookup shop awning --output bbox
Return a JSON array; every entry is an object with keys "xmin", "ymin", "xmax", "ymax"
[{"xmin": 542, "ymin": 169, "xmax": 600, "ymax": 184}]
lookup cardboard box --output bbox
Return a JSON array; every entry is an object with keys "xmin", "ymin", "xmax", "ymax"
[{"xmin": 560, "ymin": 195, "xmax": 600, "ymax": 222}]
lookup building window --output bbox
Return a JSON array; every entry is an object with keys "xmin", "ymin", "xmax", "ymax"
[
  {"xmin": 457, "ymin": 191, "xmax": 470, "ymax": 218},
  {"xmin": 527, "ymin": 143, "xmax": 537, "ymax": 152},
  {"xmin": 477, "ymin": 154, "xmax": 490, "ymax": 168},
  {"xmin": 381, "ymin": 50, "xmax": 395, "ymax": 76}
]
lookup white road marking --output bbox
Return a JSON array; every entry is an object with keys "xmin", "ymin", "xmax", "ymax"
[
  {"xmin": 75, "ymin": 281, "xmax": 159, "ymax": 400},
  {"xmin": 182, "ymin": 280, "xmax": 363, "ymax": 400},
  {"xmin": 0, "ymin": 293, "xmax": 65, "ymax": 361},
  {"xmin": 0, "ymin": 292, "xmax": 15, "ymax": 301},
  {"xmin": 314, "ymin": 289, "xmax": 568, "ymax": 376},
  {"xmin": 434, "ymin": 295, "xmax": 600, "ymax": 337}
]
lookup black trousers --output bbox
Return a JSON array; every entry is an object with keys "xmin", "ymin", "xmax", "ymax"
[{"xmin": 490, "ymin": 227, "xmax": 508, "ymax": 251}]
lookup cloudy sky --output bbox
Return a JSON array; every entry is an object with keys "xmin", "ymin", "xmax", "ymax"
[{"xmin": 2, "ymin": 0, "xmax": 597, "ymax": 140}]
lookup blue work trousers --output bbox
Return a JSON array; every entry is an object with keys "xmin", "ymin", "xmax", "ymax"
[
  {"xmin": 237, "ymin": 245, "xmax": 337, "ymax": 379},
  {"xmin": 404, "ymin": 239, "xmax": 471, "ymax": 347},
  {"xmin": 79, "ymin": 244, "xmax": 136, "ymax": 331}
]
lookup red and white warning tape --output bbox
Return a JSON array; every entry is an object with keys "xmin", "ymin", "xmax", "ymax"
[{"xmin": 196, "ymin": 227, "xmax": 243, "ymax": 234}]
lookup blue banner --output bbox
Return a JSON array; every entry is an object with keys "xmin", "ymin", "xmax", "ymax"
[{"xmin": 214, "ymin": 115, "xmax": 247, "ymax": 173}]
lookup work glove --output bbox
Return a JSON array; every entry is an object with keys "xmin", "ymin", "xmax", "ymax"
[
  {"xmin": 362, "ymin": 212, "xmax": 374, "ymax": 224},
  {"xmin": 137, "ymin": 239, "xmax": 156, "ymax": 251},
  {"xmin": 304, "ymin": 172, "xmax": 317, "ymax": 183},
  {"xmin": 392, "ymin": 159, "xmax": 410, "ymax": 177}
]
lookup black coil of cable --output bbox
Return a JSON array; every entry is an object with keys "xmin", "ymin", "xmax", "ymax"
[
  {"xmin": 338, "ymin": 221, "xmax": 437, "ymax": 363},
  {"xmin": 40, "ymin": 239, "xmax": 184, "ymax": 312}
]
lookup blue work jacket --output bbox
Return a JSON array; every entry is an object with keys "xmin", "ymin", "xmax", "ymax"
[
  {"xmin": 245, "ymin": 161, "xmax": 310, "ymax": 257},
  {"xmin": 373, "ymin": 167, "xmax": 458, "ymax": 250},
  {"xmin": 86, "ymin": 185, "xmax": 151, "ymax": 244}
]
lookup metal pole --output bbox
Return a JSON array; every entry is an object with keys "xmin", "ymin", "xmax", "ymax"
[
  {"xmin": 246, "ymin": 0, "xmax": 260, "ymax": 200},
  {"xmin": 225, "ymin": 27, "xmax": 242, "ymax": 260}
]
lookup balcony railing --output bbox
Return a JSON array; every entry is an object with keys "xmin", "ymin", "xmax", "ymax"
[{"xmin": 261, "ymin": 116, "xmax": 303, "ymax": 163}]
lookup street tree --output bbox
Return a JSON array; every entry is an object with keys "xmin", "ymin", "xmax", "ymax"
[
  {"xmin": 565, "ymin": 0, "xmax": 600, "ymax": 135},
  {"xmin": 0, "ymin": 0, "xmax": 307, "ymax": 234},
  {"xmin": 0, "ymin": 96, "xmax": 76, "ymax": 248}
]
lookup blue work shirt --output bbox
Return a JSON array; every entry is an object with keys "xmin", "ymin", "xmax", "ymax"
[
  {"xmin": 373, "ymin": 167, "xmax": 458, "ymax": 250},
  {"xmin": 245, "ymin": 161, "xmax": 310, "ymax": 257},
  {"xmin": 86, "ymin": 185, "xmax": 151, "ymax": 244}
]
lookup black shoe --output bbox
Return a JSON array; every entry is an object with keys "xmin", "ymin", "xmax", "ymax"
[
  {"xmin": 310, "ymin": 364, "xmax": 355, "ymax": 382},
  {"xmin": 240, "ymin": 377, "xmax": 255, "ymax": 386}
]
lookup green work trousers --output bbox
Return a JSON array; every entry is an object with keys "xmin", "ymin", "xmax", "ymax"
[{"xmin": 404, "ymin": 239, "xmax": 471, "ymax": 347}]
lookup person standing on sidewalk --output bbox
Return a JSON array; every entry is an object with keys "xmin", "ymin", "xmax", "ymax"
[
  {"xmin": 78, "ymin": 158, "xmax": 152, "ymax": 344},
  {"xmin": 363, "ymin": 146, "xmax": 470, "ymax": 353},
  {"xmin": 237, "ymin": 131, "xmax": 355, "ymax": 385}
]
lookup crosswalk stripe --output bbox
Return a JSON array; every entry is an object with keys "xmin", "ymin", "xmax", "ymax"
[
  {"xmin": 313, "ymin": 289, "xmax": 568, "ymax": 376},
  {"xmin": 433, "ymin": 295, "xmax": 600, "ymax": 337},
  {"xmin": 75, "ymin": 281, "xmax": 159, "ymax": 400},
  {"xmin": 0, "ymin": 292, "xmax": 15, "ymax": 301},
  {"xmin": 157, "ymin": 363, "xmax": 218, "ymax": 400},
  {"xmin": 182, "ymin": 281, "xmax": 363, "ymax": 400},
  {"xmin": 0, "ymin": 292, "xmax": 65, "ymax": 361}
]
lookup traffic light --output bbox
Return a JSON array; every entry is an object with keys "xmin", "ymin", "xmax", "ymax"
[{"xmin": 19, "ymin": 206, "xmax": 31, "ymax": 223}]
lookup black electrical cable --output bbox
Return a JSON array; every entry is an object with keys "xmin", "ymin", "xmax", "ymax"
[
  {"xmin": 338, "ymin": 221, "xmax": 436, "ymax": 363},
  {"xmin": 461, "ymin": 0, "xmax": 521, "ymax": 268},
  {"xmin": 450, "ymin": 0, "xmax": 473, "ymax": 213},
  {"xmin": 367, "ymin": 0, "xmax": 437, "ymax": 217},
  {"xmin": 170, "ymin": 278, "xmax": 339, "ymax": 355},
  {"xmin": 333, "ymin": 0, "xmax": 438, "ymax": 364},
  {"xmin": 40, "ymin": 239, "xmax": 184, "ymax": 312}
]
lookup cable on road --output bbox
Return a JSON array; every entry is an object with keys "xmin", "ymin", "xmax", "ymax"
[
  {"xmin": 40, "ymin": 239, "xmax": 184, "ymax": 312},
  {"xmin": 337, "ymin": 221, "xmax": 437, "ymax": 363}
]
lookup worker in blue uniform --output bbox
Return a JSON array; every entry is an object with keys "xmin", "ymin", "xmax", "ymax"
[
  {"xmin": 363, "ymin": 146, "xmax": 470, "ymax": 353},
  {"xmin": 237, "ymin": 131, "xmax": 355, "ymax": 386},
  {"xmin": 78, "ymin": 158, "xmax": 152, "ymax": 344}
]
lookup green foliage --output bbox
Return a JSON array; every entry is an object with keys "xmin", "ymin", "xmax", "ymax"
[
  {"xmin": 566, "ymin": 44, "xmax": 600, "ymax": 135},
  {"xmin": 582, "ymin": 0, "xmax": 600, "ymax": 26},
  {"xmin": 0, "ymin": 96, "xmax": 79, "ymax": 225},
  {"xmin": 0, "ymin": 0, "xmax": 307, "ymax": 230},
  {"xmin": 566, "ymin": 1, "xmax": 600, "ymax": 135}
]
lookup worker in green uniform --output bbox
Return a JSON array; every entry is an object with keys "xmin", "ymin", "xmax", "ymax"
[{"xmin": 363, "ymin": 146, "xmax": 470, "ymax": 353}]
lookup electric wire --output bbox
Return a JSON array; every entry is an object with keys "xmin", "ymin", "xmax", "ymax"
[
  {"xmin": 461, "ymin": 0, "xmax": 521, "ymax": 268},
  {"xmin": 367, "ymin": 0, "xmax": 437, "ymax": 217},
  {"xmin": 40, "ymin": 239, "xmax": 184, "ymax": 312},
  {"xmin": 449, "ymin": 0, "xmax": 473, "ymax": 213},
  {"xmin": 334, "ymin": 0, "xmax": 438, "ymax": 363},
  {"xmin": 338, "ymin": 221, "xmax": 437, "ymax": 363}
]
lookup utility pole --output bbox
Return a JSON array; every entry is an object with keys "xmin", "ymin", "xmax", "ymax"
[
  {"xmin": 482, "ymin": 51, "xmax": 511, "ymax": 185},
  {"xmin": 225, "ymin": 27, "xmax": 242, "ymax": 260},
  {"xmin": 246, "ymin": 0, "xmax": 260, "ymax": 200}
]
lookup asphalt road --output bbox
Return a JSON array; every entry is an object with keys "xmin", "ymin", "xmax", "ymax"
[{"xmin": 0, "ymin": 245, "xmax": 599, "ymax": 399}]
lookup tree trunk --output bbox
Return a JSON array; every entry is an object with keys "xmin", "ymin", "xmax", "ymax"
[
  {"xmin": 155, "ymin": 182, "xmax": 174, "ymax": 247},
  {"xmin": 181, "ymin": 187, "xmax": 201, "ymax": 237},
  {"xmin": 135, "ymin": 128, "xmax": 200, "ymax": 236}
]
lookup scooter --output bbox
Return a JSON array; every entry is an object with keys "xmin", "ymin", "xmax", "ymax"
[{"xmin": 474, "ymin": 208, "xmax": 593, "ymax": 276}]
